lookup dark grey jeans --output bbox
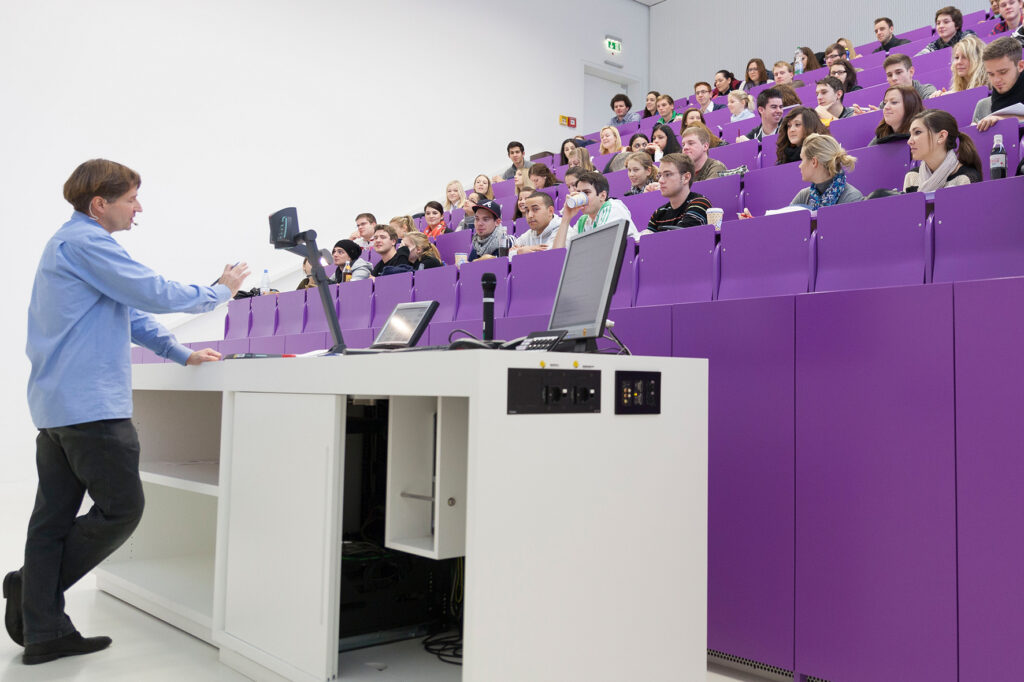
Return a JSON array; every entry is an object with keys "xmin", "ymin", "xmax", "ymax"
[{"xmin": 22, "ymin": 419, "xmax": 145, "ymax": 644}]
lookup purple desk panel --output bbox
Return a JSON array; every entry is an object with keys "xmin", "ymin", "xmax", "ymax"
[
  {"xmin": 794, "ymin": 284, "xmax": 956, "ymax": 682},
  {"xmin": 953, "ymin": 277, "xmax": 1024, "ymax": 681},
  {"xmin": 672, "ymin": 297, "xmax": 796, "ymax": 672}
]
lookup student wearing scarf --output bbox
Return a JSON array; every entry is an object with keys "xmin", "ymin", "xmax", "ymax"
[
  {"xmin": 917, "ymin": 6, "xmax": 976, "ymax": 55},
  {"xmin": 903, "ymin": 110, "xmax": 983, "ymax": 192},
  {"xmin": 973, "ymin": 36, "xmax": 1024, "ymax": 131},
  {"xmin": 467, "ymin": 199, "xmax": 508, "ymax": 262},
  {"xmin": 421, "ymin": 201, "xmax": 448, "ymax": 240},
  {"xmin": 790, "ymin": 134, "xmax": 863, "ymax": 208}
]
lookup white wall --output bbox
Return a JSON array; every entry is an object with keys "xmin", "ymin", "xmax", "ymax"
[
  {"xmin": 0, "ymin": 0, "xmax": 648, "ymax": 476},
  {"xmin": 650, "ymin": 1, "xmax": 986, "ymax": 99}
]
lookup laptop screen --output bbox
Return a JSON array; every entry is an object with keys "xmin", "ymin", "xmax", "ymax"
[{"xmin": 372, "ymin": 301, "xmax": 438, "ymax": 348}]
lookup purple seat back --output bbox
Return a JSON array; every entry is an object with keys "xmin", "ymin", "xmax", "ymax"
[
  {"xmin": 610, "ymin": 237, "xmax": 638, "ymax": 309},
  {"xmin": 336, "ymin": 279, "xmax": 373, "ymax": 330},
  {"xmin": 844, "ymin": 83, "xmax": 888, "ymax": 109},
  {"xmin": 591, "ymin": 152, "xmax": 616, "ymax": 170},
  {"xmin": 961, "ymin": 117, "xmax": 1020, "ymax": 181},
  {"xmin": 742, "ymin": 165, "xmax": 807, "ymax": 216},
  {"xmin": 448, "ymin": 208, "xmax": 465, "ymax": 230},
  {"xmin": 365, "ymin": 248, "xmax": 381, "ymax": 265},
  {"xmin": 895, "ymin": 26, "xmax": 934, "ymax": 43},
  {"xmin": 924, "ymin": 86, "xmax": 989, "ymax": 126},
  {"xmin": 493, "ymin": 178, "xmax": 516, "ymax": 198},
  {"xmin": 932, "ymin": 175, "xmax": 1024, "ymax": 283},
  {"xmin": 814, "ymin": 192, "xmax": 926, "ymax": 292},
  {"xmin": 249, "ymin": 294, "xmax": 278, "ymax": 338},
  {"xmin": 370, "ymin": 271, "xmax": 413, "ymax": 328},
  {"xmin": 223, "ymin": 298, "xmax": 251, "ymax": 339},
  {"xmin": 435, "ymin": 230, "xmax": 473, "ymax": 265},
  {"xmin": 305, "ymin": 283, "xmax": 340, "ymax": 333},
  {"xmin": 621, "ymin": 191, "xmax": 670, "ymax": 232},
  {"xmin": 888, "ymin": 36, "xmax": 934, "ymax": 57},
  {"xmin": 758, "ymin": 133, "xmax": 779, "ymax": 168},
  {"xmin": 829, "ymin": 109, "xmax": 884, "ymax": 151},
  {"xmin": 249, "ymin": 336, "xmax": 285, "ymax": 354},
  {"xmin": 912, "ymin": 48, "xmax": 955, "ymax": 74},
  {"xmin": 963, "ymin": 8, "xmax": 988, "ymax": 24},
  {"xmin": 800, "ymin": 66, "xmax": 829, "ymax": 84},
  {"xmin": 703, "ymin": 107, "xmax": 732, "ymax": 130},
  {"xmin": 855, "ymin": 68, "xmax": 889, "ymax": 89},
  {"xmin": 852, "ymin": 50, "xmax": 886, "ymax": 72},
  {"xmin": 844, "ymin": 141, "xmax": 912, "ymax": 194},
  {"xmin": 615, "ymin": 121, "xmax": 641, "ymax": 140},
  {"xmin": 412, "ymin": 265, "xmax": 458, "ymax": 322},
  {"xmin": 692, "ymin": 174, "xmax": 742, "ymax": 221},
  {"xmin": 975, "ymin": 18, "xmax": 1001, "ymax": 35},
  {"xmin": 720, "ymin": 118, "xmax": 760, "ymax": 143},
  {"xmin": 635, "ymin": 225, "xmax": 716, "ymax": 305},
  {"xmin": 275, "ymin": 289, "xmax": 307, "ymax": 335},
  {"xmin": 606, "ymin": 169, "xmax": 631, "ymax": 198},
  {"xmin": 456, "ymin": 257, "xmax": 510, "ymax": 320},
  {"xmin": 794, "ymin": 84, "xmax": 817, "ymax": 107},
  {"xmin": 718, "ymin": 211, "xmax": 812, "ymax": 300},
  {"xmin": 708, "ymin": 140, "xmax": 758, "ymax": 170},
  {"xmin": 506, "ymin": 248, "xmax": 566, "ymax": 319}
]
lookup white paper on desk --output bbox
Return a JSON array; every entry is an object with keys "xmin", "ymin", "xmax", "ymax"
[{"xmin": 992, "ymin": 103, "xmax": 1024, "ymax": 117}]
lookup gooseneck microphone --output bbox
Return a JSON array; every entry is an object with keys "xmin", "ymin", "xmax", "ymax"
[{"xmin": 481, "ymin": 272, "xmax": 496, "ymax": 342}]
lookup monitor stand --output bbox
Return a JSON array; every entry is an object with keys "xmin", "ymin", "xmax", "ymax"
[
  {"xmin": 294, "ymin": 230, "xmax": 347, "ymax": 354},
  {"xmin": 554, "ymin": 338, "xmax": 599, "ymax": 354}
]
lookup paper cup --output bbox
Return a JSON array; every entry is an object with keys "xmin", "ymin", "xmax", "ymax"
[
  {"xmin": 706, "ymin": 208, "xmax": 724, "ymax": 231},
  {"xmin": 454, "ymin": 252, "xmax": 468, "ymax": 266}
]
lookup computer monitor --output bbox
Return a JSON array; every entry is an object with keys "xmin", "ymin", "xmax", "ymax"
[
  {"xmin": 371, "ymin": 301, "xmax": 438, "ymax": 349},
  {"xmin": 547, "ymin": 218, "xmax": 630, "ymax": 352}
]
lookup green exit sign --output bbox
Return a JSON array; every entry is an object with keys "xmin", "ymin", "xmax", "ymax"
[{"xmin": 605, "ymin": 38, "xmax": 622, "ymax": 55}]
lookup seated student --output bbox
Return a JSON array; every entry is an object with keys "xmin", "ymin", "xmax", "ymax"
[
  {"xmin": 869, "ymin": 85, "xmax": 925, "ymax": 145},
  {"xmin": 680, "ymin": 126, "xmax": 728, "ymax": 182},
  {"xmin": 468, "ymin": 199, "xmax": 508, "ymax": 262},
  {"xmin": 455, "ymin": 193, "xmax": 480, "ymax": 231},
  {"xmin": 473, "ymin": 174, "xmax": 495, "ymax": 200},
  {"xmin": 528, "ymin": 163, "xmax": 560, "ymax": 190},
  {"xmin": 645, "ymin": 124, "xmax": 683, "ymax": 162},
  {"xmin": 421, "ymin": 201, "xmax": 448, "ymax": 239},
  {"xmin": 296, "ymin": 258, "xmax": 315, "ymax": 290},
  {"xmin": 830, "ymin": 58, "xmax": 861, "ymax": 92},
  {"xmin": 815, "ymin": 76, "xmax": 855, "ymax": 124},
  {"xmin": 444, "ymin": 180, "xmax": 467, "ymax": 212},
  {"xmin": 402, "ymin": 232, "xmax": 444, "ymax": 270},
  {"xmin": 739, "ymin": 88, "xmax": 785, "ymax": 142},
  {"xmin": 823, "ymin": 43, "xmax": 847, "ymax": 68},
  {"xmin": 794, "ymin": 47, "xmax": 822, "ymax": 73},
  {"xmin": 973, "ymin": 36, "xmax": 1024, "ymax": 130},
  {"xmin": 837, "ymin": 38, "xmax": 860, "ymax": 60},
  {"xmin": 599, "ymin": 126, "xmax": 632, "ymax": 172},
  {"xmin": 553, "ymin": 170, "xmax": 639, "ymax": 248},
  {"xmin": 681, "ymin": 107, "xmax": 706, "ymax": 128},
  {"xmin": 727, "ymin": 90, "xmax": 756, "ymax": 122},
  {"xmin": 512, "ymin": 192, "xmax": 561, "ymax": 255},
  {"xmin": 777, "ymin": 107, "xmax": 829, "ymax": 164},
  {"xmin": 350, "ymin": 213, "xmax": 378, "ymax": 248},
  {"xmin": 713, "ymin": 70, "xmax": 742, "ymax": 97},
  {"xmin": 775, "ymin": 83, "xmax": 803, "ymax": 106},
  {"xmin": 627, "ymin": 132, "xmax": 650, "ymax": 152},
  {"xmin": 624, "ymin": 151, "xmax": 659, "ymax": 196},
  {"xmin": 642, "ymin": 91, "xmax": 660, "ymax": 119},
  {"xmin": 655, "ymin": 94, "xmax": 684, "ymax": 124},
  {"xmin": 904, "ymin": 109, "xmax": 983, "ymax": 191},
  {"xmin": 563, "ymin": 166, "xmax": 585, "ymax": 193},
  {"xmin": 741, "ymin": 59, "xmax": 772, "ymax": 91},
  {"xmin": 514, "ymin": 186, "xmax": 535, "ymax": 221},
  {"xmin": 390, "ymin": 215, "xmax": 415, "ymax": 239},
  {"xmin": 369, "ymin": 226, "xmax": 412, "ymax": 277},
  {"xmin": 918, "ymin": 6, "xmax": 976, "ymax": 55},
  {"xmin": 931, "ymin": 34, "xmax": 988, "ymax": 96},
  {"xmin": 883, "ymin": 53, "xmax": 939, "ymax": 101},
  {"xmin": 772, "ymin": 61, "xmax": 805, "ymax": 88},
  {"xmin": 993, "ymin": 0, "xmax": 1023, "ymax": 34},
  {"xmin": 494, "ymin": 140, "xmax": 534, "ymax": 183},
  {"xmin": 331, "ymin": 239, "xmax": 373, "ymax": 283},
  {"xmin": 567, "ymin": 146, "xmax": 596, "ymax": 172},
  {"xmin": 790, "ymin": 134, "xmax": 863, "ymax": 208},
  {"xmin": 991, "ymin": 0, "xmax": 1003, "ymax": 18},
  {"xmin": 644, "ymin": 154, "xmax": 712, "ymax": 231},
  {"xmin": 609, "ymin": 93, "xmax": 641, "ymax": 125},
  {"xmin": 559, "ymin": 138, "xmax": 578, "ymax": 165},
  {"xmin": 694, "ymin": 81, "xmax": 725, "ymax": 113},
  {"xmin": 872, "ymin": 16, "xmax": 912, "ymax": 53}
]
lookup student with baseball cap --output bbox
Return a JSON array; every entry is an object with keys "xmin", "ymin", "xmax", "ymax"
[{"xmin": 468, "ymin": 199, "xmax": 509, "ymax": 262}]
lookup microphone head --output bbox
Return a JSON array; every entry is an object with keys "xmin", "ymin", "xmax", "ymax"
[{"xmin": 481, "ymin": 272, "xmax": 496, "ymax": 284}]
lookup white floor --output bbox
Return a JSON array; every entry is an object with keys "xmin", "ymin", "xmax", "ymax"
[{"xmin": 0, "ymin": 466, "xmax": 770, "ymax": 682}]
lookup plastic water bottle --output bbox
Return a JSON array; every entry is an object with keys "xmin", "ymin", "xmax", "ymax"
[
  {"xmin": 990, "ymin": 134, "xmax": 1007, "ymax": 180},
  {"xmin": 794, "ymin": 48, "xmax": 804, "ymax": 75},
  {"xmin": 259, "ymin": 269, "xmax": 271, "ymax": 295}
]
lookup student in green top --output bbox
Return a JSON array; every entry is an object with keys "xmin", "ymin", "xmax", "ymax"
[
  {"xmin": 655, "ymin": 94, "xmax": 684, "ymax": 124},
  {"xmin": 552, "ymin": 170, "xmax": 640, "ymax": 250}
]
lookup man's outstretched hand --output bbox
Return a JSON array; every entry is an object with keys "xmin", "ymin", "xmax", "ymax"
[{"xmin": 218, "ymin": 262, "xmax": 251, "ymax": 297}]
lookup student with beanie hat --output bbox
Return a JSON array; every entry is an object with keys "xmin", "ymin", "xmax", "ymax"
[{"xmin": 331, "ymin": 239, "xmax": 372, "ymax": 283}]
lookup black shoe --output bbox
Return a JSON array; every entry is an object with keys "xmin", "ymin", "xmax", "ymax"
[
  {"xmin": 3, "ymin": 570, "xmax": 23, "ymax": 646},
  {"xmin": 23, "ymin": 632, "xmax": 112, "ymax": 665}
]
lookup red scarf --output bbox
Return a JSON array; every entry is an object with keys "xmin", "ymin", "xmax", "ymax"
[{"xmin": 423, "ymin": 221, "xmax": 447, "ymax": 239}]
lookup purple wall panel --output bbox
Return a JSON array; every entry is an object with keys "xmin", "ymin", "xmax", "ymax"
[
  {"xmin": 672, "ymin": 297, "xmax": 795, "ymax": 672},
  {"xmin": 953, "ymin": 277, "xmax": 1024, "ymax": 681},
  {"xmin": 794, "ymin": 284, "xmax": 957, "ymax": 682},
  {"xmin": 600, "ymin": 305, "xmax": 671, "ymax": 356}
]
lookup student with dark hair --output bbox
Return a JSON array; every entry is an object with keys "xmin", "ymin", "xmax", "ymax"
[
  {"xmin": 884, "ymin": 53, "xmax": 939, "ymax": 100},
  {"xmin": 973, "ymin": 36, "xmax": 1024, "ymax": 130},
  {"xmin": 624, "ymin": 152, "xmax": 659, "ymax": 196},
  {"xmin": 528, "ymin": 163, "xmax": 560, "ymax": 190},
  {"xmin": 918, "ymin": 6, "xmax": 975, "ymax": 54},
  {"xmin": 869, "ymin": 86, "xmax": 924, "ymax": 145},
  {"xmin": 627, "ymin": 132, "xmax": 650, "ymax": 152},
  {"xmin": 693, "ymin": 81, "xmax": 725, "ymax": 113},
  {"xmin": 351, "ymin": 212, "xmax": 378, "ymax": 248},
  {"xmin": 609, "ymin": 93, "xmax": 640, "ymax": 125},
  {"xmin": 777, "ymin": 107, "xmax": 829, "ymax": 164},
  {"xmin": 815, "ymin": 76, "xmax": 855, "ymax": 123},
  {"xmin": 559, "ymin": 139, "xmax": 578, "ymax": 165},
  {"xmin": 741, "ymin": 87, "xmax": 785, "ymax": 141},
  {"xmin": 496, "ymin": 140, "xmax": 534, "ymax": 182},
  {"xmin": 872, "ymin": 17, "xmax": 912, "ymax": 52},
  {"xmin": 645, "ymin": 124, "xmax": 682, "ymax": 162},
  {"xmin": 563, "ymin": 166, "xmax": 585, "ymax": 193},
  {"xmin": 741, "ymin": 58, "xmax": 772, "ymax": 90},
  {"xmin": 794, "ymin": 47, "xmax": 821, "ymax": 73},
  {"xmin": 790, "ymin": 134, "xmax": 863, "ymax": 208},
  {"xmin": 512, "ymin": 192, "xmax": 561, "ymax": 255},
  {"xmin": 774, "ymin": 84, "xmax": 803, "ymax": 106},
  {"xmin": 331, "ymin": 239, "xmax": 372, "ymax": 283},
  {"xmin": 642, "ymin": 91, "xmax": 660, "ymax": 118},
  {"xmin": 829, "ymin": 58, "xmax": 860, "ymax": 92},
  {"xmin": 421, "ymin": 201, "xmax": 448, "ymax": 239},
  {"xmin": 553, "ymin": 170, "xmax": 638, "ymax": 248},
  {"xmin": 823, "ymin": 43, "xmax": 847, "ymax": 68},
  {"xmin": 654, "ymin": 94, "xmax": 684, "ymax": 124},
  {"xmin": 369, "ymin": 225, "xmax": 412, "ymax": 277},
  {"xmin": 713, "ymin": 70, "xmax": 741, "ymax": 97},
  {"xmin": 904, "ymin": 110, "xmax": 983, "ymax": 191},
  {"xmin": 645, "ymin": 153, "xmax": 712, "ymax": 232},
  {"xmin": 467, "ymin": 199, "xmax": 508, "ymax": 262}
]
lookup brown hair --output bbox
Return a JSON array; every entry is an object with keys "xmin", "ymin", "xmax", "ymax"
[
  {"xmin": 528, "ymin": 163, "xmax": 560, "ymax": 188},
  {"xmin": 389, "ymin": 215, "xmax": 416, "ymax": 235},
  {"xmin": 355, "ymin": 212, "xmax": 377, "ymax": 224},
  {"xmin": 373, "ymin": 224, "xmax": 398, "ymax": 241},
  {"xmin": 874, "ymin": 86, "xmax": 924, "ymax": 138},
  {"xmin": 936, "ymin": 5, "xmax": 963, "ymax": 30},
  {"xmin": 658, "ymin": 153, "xmax": 696, "ymax": 181},
  {"xmin": 909, "ymin": 109, "xmax": 982, "ymax": 176},
  {"xmin": 774, "ymin": 84, "xmax": 802, "ymax": 106},
  {"xmin": 884, "ymin": 53, "xmax": 913, "ymax": 71},
  {"xmin": 681, "ymin": 125, "xmax": 711, "ymax": 147},
  {"xmin": 568, "ymin": 146, "xmax": 596, "ymax": 172},
  {"xmin": 796, "ymin": 47, "xmax": 821, "ymax": 71},
  {"xmin": 624, "ymin": 152, "xmax": 659, "ymax": 184},
  {"xmin": 745, "ymin": 58, "xmax": 770, "ymax": 85},
  {"xmin": 777, "ymin": 107, "xmax": 828, "ymax": 165},
  {"xmin": 983, "ymin": 35, "xmax": 1023, "ymax": 62},
  {"xmin": 63, "ymin": 159, "xmax": 141, "ymax": 214}
]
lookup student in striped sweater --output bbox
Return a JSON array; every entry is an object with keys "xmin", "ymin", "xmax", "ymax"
[{"xmin": 643, "ymin": 154, "xmax": 713, "ymax": 232}]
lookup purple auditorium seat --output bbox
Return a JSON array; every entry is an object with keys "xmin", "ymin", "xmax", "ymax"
[
  {"xmin": 895, "ymin": 25, "xmax": 934, "ymax": 42},
  {"xmin": 365, "ymin": 248, "xmax": 381, "ymax": 265},
  {"xmin": 250, "ymin": 294, "xmax": 278, "ymax": 338},
  {"xmin": 591, "ymin": 152, "xmax": 616, "ymax": 170},
  {"xmin": 635, "ymin": 225, "xmax": 716, "ymax": 305},
  {"xmin": 435, "ymin": 230, "xmax": 472, "ymax": 265},
  {"xmin": 961, "ymin": 117, "xmax": 1020, "ymax": 181},
  {"xmin": 852, "ymin": 50, "xmax": 886, "ymax": 72},
  {"xmin": 553, "ymin": 163, "xmax": 570, "ymax": 180},
  {"xmin": 708, "ymin": 139, "xmax": 758, "ymax": 170},
  {"xmin": 538, "ymin": 186, "xmax": 562, "ymax": 211},
  {"xmin": 336, "ymin": 278, "xmax": 373, "ymax": 329},
  {"xmin": 843, "ymin": 83, "xmax": 888, "ymax": 109},
  {"xmin": 975, "ymin": 18, "xmax": 1001, "ymax": 35},
  {"xmin": 800, "ymin": 66, "xmax": 829, "ymax": 84},
  {"xmin": 638, "ymin": 116, "xmax": 657, "ymax": 137},
  {"xmin": 581, "ymin": 130, "xmax": 601, "ymax": 142},
  {"xmin": 741, "ymin": 165, "xmax": 807, "ymax": 216},
  {"xmin": 855, "ymin": 68, "xmax": 889, "ymax": 90},
  {"xmin": 497, "ymin": 248, "xmax": 567, "ymax": 339},
  {"xmin": 306, "ymin": 282, "xmax": 341, "ymax": 332},
  {"xmin": 813, "ymin": 191, "xmax": 927, "ymax": 292},
  {"xmin": 924, "ymin": 86, "xmax": 989, "ymax": 126},
  {"xmin": 794, "ymin": 84, "xmax": 817, "ymax": 107},
  {"xmin": 249, "ymin": 336, "xmax": 286, "ymax": 354},
  {"xmin": 370, "ymin": 271, "xmax": 413, "ymax": 330},
  {"xmin": 912, "ymin": 48, "xmax": 955, "ymax": 74},
  {"xmin": 275, "ymin": 289, "xmax": 307, "ymax": 335},
  {"xmin": 455, "ymin": 257, "xmax": 509, "ymax": 320},
  {"xmin": 887, "ymin": 36, "xmax": 936, "ymax": 59},
  {"xmin": 412, "ymin": 265, "xmax": 459, "ymax": 322},
  {"xmin": 606, "ymin": 169, "xmax": 631, "ymax": 198},
  {"xmin": 720, "ymin": 118, "xmax": 759, "ymax": 143},
  {"xmin": 717, "ymin": 210, "xmax": 812, "ymax": 300},
  {"xmin": 692, "ymin": 174, "xmax": 742, "ymax": 221},
  {"xmin": 828, "ymin": 109, "xmax": 884, "ymax": 151},
  {"xmin": 621, "ymin": 191, "xmax": 670, "ymax": 232},
  {"xmin": 931, "ymin": 175, "xmax": 1024, "ymax": 283},
  {"xmin": 219, "ymin": 337, "xmax": 250, "ymax": 356},
  {"xmin": 283, "ymin": 331, "xmax": 329, "ymax": 354},
  {"xmin": 757, "ymin": 134, "xmax": 778, "ymax": 168},
  {"xmin": 666, "ymin": 119, "xmax": 684, "ymax": 137},
  {"xmin": 615, "ymin": 121, "xmax": 640, "ymax": 139},
  {"xmin": 448, "ymin": 208, "xmax": 465, "ymax": 231},
  {"xmin": 413, "ymin": 216, "xmax": 426, "ymax": 233},
  {"xmin": 512, "ymin": 217, "xmax": 530, "ymax": 237},
  {"xmin": 703, "ymin": 107, "xmax": 731, "ymax": 130},
  {"xmin": 223, "ymin": 298, "xmax": 251, "ymax": 339},
  {"xmin": 609, "ymin": 237, "xmax": 638, "ymax": 310},
  {"xmin": 493, "ymin": 179, "xmax": 516, "ymax": 198},
  {"xmin": 962, "ymin": 8, "xmax": 987, "ymax": 24},
  {"xmin": 917, "ymin": 67, "xmax": 953, "ymax": 94},
  {"xmin": 844, "ymin": 141, "xmax": 912, "ymax": 195}
]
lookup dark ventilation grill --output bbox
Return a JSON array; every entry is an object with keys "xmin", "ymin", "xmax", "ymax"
[
  {"xmin": 707, "ymin": 649, "xmax": 795, "ymax": 679},
  {"xmin": 806, "ymin": 677, "xmax": 832, "ymax": 682}
]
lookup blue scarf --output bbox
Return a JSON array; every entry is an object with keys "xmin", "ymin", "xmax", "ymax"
[{"xmin": 807, "ymin": 171, "xmax": 848, "ymax": 210}]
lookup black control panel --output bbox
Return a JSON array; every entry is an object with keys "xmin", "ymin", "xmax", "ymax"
[
  {"xmin": 614, "ymin": 371, "xmax": 661, "ymax": 414},
  {"xmin": 507, "ymin": 368, "xmax": 601, "ymax": 414}
]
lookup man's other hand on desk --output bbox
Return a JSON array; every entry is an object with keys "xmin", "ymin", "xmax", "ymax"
[{"xmin": 187, "ymin": 348, "xmax": 222, "ymax": 365}]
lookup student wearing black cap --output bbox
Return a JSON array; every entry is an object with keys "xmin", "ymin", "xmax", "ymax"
[
  {"xmin": 468, "ymin": 199, "xmax": 509, "ymax": 262},
  {"xmin": 330, "ymin": 239, "xmax": 372, "ymax": 283}
]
